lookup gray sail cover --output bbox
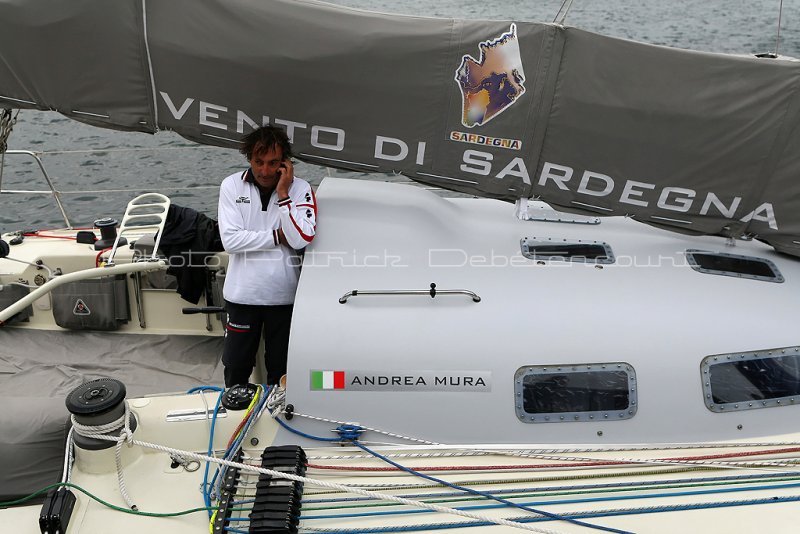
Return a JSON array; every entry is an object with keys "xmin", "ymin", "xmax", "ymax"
[{"xmin": 2, "ymin": 0, "xmax": 799, "ymax": 256}]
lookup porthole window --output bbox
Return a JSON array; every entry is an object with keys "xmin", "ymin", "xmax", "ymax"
[
  {"xmin": 514, "ymin": 363, "xmax": 637, "ymax": 423},
  {"xmin": 685, "ymin": 250, "xmax": 783, "ymax": 283},
  {"xmin": 521, "ymin": 237, "xmax": 615, "ymax": 264},
  {"xmin": 702, "ymin": 347, "xmax": 800, "ymax": 412}
]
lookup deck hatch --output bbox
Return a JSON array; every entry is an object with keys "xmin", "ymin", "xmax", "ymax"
[
  {"xmin": 702, "ymin": 347, "xmax": 800, "ymax": 412},
  {"xmin": 514, "ymin": 363, "xmax": 637, "ymax": 423},
  {"xmin": 685, "ymin": 250, "xmax": 784, "ymax": 283},
  {"xmin": 520, "ymin": 237, "xmax": 615, "ymax": 264}
]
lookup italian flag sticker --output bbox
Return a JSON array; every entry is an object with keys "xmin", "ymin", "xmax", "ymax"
[{"xmin": 311, "ymin": 370, "xmax": 345, "ymax": 390}]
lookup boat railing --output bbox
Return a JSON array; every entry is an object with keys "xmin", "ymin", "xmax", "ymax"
[
  {"xmin": 0, "ymin": 140, "xmax": 453, "ymax": 235},
  {"xmin": 0, "ymin": 259, "xmax": 168, "ymax": 326},
  {"xmin": 0, "ymin": 150, "xmax": 72, "ymax": 227}
]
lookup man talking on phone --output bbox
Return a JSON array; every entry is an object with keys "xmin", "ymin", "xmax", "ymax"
[{"xmin": 217, "ymin": 125, "xmax": 317, "ymax": 387}]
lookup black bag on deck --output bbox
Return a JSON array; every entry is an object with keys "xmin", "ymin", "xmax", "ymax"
[{"xmin": 51, "ymin": 275, "xmax": 130, "ymax": 330}]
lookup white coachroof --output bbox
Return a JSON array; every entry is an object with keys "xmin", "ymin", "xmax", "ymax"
[{"xmin": 286, "ymin": 178, "xmax": 800, "ymax": 444}]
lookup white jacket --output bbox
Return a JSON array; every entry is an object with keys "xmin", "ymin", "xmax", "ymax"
[{"xmin": 218, "ymin": 169, "xmax": 317, "ymax": 305}]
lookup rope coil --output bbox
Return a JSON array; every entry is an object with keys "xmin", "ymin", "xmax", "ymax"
[{"xmin": 70, "ymin": 406, "xmax": 138, "ymax": 510}]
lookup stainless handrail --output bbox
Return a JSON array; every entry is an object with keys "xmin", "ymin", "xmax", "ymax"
[
  {"xmin": 0, "ymin": 150, "xmax": 72, "ymax": 227},
  {"xmin": 107, "ymin": 193, "xmax": 170, "ymax": 265},
  {"xmin": 0, "ymin": 260, "xmax": 168, "ymax": 325},
  {"xmin": 339, "ymin": 283, "xmax": 481, "ymax": 304}
]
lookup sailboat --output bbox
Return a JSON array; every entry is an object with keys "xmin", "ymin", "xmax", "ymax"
[{"xmin": 1, "ymin": 0, "xmax": 800, "ymax": 532}]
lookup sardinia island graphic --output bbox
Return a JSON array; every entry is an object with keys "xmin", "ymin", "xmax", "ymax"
[{"xmin": 455, "ymin": 23, "xmax": 526, "ymax": 128}]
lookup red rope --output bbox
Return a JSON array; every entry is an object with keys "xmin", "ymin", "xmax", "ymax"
[
  {"xmin": 95, "ymin": 247, "xmax": 112, "ymax": 267},
  {"xmin": 226, "ymin": 408, "xmax": 257, "ymax": 450}
]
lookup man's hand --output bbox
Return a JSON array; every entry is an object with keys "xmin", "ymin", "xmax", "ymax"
[{"xmin": 276, "ymin": 159, "xmax": 294, "ymax": 199}]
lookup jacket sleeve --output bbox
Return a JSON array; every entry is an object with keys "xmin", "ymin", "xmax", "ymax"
[
  {"xmin": 278, "ymin": 181, "xmax": 317, "ymax": 250},
  {"xmin": 218, "ymin": 178, "xmax": 279, "ymax": 253}
]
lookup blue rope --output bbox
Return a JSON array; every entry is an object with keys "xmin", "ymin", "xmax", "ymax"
[
  {"xmin": 212, "ymin": 385, "xmax": 270, "ymax": 499},
  {"xmin": 301, "ymin": 480, "xmax": 800, "ymax": 519},
  {"xmin": 516, "ymin": 495, "xmax": 800, "ymax": 521},
  {"xmin": 336, "ymin": 424, "xmax": 366, "ymax": 440},
  {"xmin": 302, "ymin": 472, "xmax": 800, "ymax": 504},
  {"xmin": 274, "ymin": 415, "xmax": 343, "ymax": 442},
  {"xmin": 202, "ymin": 391, "xmax": 225, "ymax": 518},
  {"xmin": 184, "ymin": 383, "xmax": 225, "ymax": 512},
  {"xmin": 270, "ymin": 416, "xmax": 632, "ymax": 534},
  {"xmin": 291, "ymin": 495, "xmax": 800, "ymax": 534},
  {"xmin": 350, "ymin": 440, "xmax": 633, "ymax": 534}
]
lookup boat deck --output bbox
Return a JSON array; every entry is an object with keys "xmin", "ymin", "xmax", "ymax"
[{"xmin": 5, "ymin": 390, "xmax": 799, "ymax": 534}]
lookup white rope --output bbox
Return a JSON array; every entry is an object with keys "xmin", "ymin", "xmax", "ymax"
[
  {"xmin": 266, "ymin": 385, "xmax": 286, "ymax": 413},
  {"xmin": 307, "ymin": 448, "xmax": 798, "ymax": 473},
  {"xmin": 114, "ymin": 437, "xmax": 137, "ymax": 510},
  {"xmin": 61, "ymin": 427, "xmax": 75, "ymax": 484},
  {"xmin": 307, "ymin": 440, "xmax": 800, "ymax": 461},
  {"xmin": 70, "ymin": 407, "xmax": 138, "ymax": 510},
  {"xmin": 73, "ymin": 404, "xmax": 568, "ymax": 534},
  {"xmin": 289, "ymin": 408, "xmax": 800, "ymax": 472},
  {"xmin": 306, "ymin": 443, "xmax": 800, "ymax": 462},
  {"xmin": 71, "ymin": 414, "xmax": 127, "ymax": 436}
]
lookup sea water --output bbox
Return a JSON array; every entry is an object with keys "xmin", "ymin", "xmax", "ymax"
[{"xmin": 2, "ymin": 0, "xmax": 797, "ymax": 227}]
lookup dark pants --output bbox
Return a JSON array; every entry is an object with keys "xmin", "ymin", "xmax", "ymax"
[{"xmin": 222, "ymin": 300, "xmax": 294, "ymax": 387}]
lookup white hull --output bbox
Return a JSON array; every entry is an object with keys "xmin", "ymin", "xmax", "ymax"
[{"xmin": 2, "ymin": 179, "xmax": 799, "ymax": 532}]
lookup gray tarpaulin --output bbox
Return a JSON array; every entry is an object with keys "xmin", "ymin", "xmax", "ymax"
[
  {"xmin": 1, "ymin": 0, "xmax": 799, "ymax": 256},
  {"xmin": 0, "ymin": 329, "xmax": 223, "ymax": 499}
]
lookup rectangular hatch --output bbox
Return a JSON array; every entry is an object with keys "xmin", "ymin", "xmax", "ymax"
[
  {"xmin": 521, "ymin": 237, "xmax": 614, "ymax": 264},
  {"xmin": 685, "ymin": 250, "xmax": 783, "ymax": 283}
]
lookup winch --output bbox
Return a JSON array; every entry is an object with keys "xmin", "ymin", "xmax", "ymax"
[
  {"xmin": 92, "ymin": 217, "xmax": 126, "ymax": 250},
  {"xmin": 65, "ymin": 378, "xmax": 136, "ymax": 450}
]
